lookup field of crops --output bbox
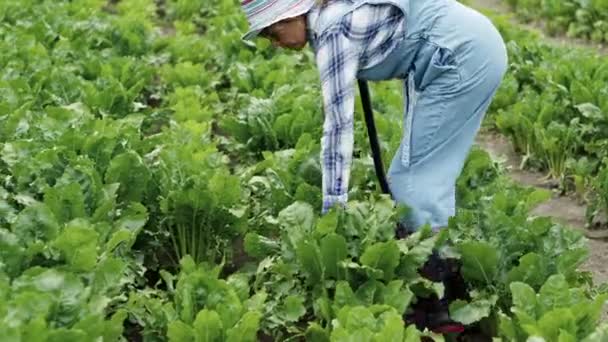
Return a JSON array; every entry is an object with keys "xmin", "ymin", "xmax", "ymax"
[
  {"xmin": 1, "ymin": 0, "xmax": 608, "ymax": 341},
  {"xmin": 479, "ymin": 11, "xmax": 608, "ymax": 231},
  {"xmin": 502, "ymin": 0, "xmax": 608, "ymax": 43}
]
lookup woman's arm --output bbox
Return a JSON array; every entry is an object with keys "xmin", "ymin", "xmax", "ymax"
[
  {"xmin": 316, "ymin": 26, "xmax": 361, "ymax": 214},
  {"xmin": 313, "ymin": 4, "xmax": 405, "ymax": 214}
]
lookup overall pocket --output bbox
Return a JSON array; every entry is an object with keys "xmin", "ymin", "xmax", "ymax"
[
  {"xmin": 417, "ymin": 45, "xmax": 462, "ymax": 92},
  {"xmin": 401, "ymin": 45, "xmax": 463, "ymax": 169}
]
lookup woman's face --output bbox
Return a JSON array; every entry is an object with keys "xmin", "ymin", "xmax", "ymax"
[{"xmin": 261, "ymin": 15, "xmax": 307, "ymax": 50}]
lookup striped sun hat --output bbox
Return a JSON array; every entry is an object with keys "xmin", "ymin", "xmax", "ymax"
[{"xmin": 241, "ymin": 0, "xmax": 316, "ymax": 41}]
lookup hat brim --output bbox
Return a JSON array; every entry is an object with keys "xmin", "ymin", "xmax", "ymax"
[
  {"xmin": 242, "ymin": 28, "xmax": 264, "ymax": 41},
  {"xmin": 241, "ymin": 4, "xmax": 313, "ymax": 42}
]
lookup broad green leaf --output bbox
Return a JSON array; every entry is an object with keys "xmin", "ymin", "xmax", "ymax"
[
  {"xmin": 404, "ymin": 325, "xmax": 422, "ymax": 342},
  {"xmin": 374, "ymin": 311, "xmax": 405, "ymax": 341},
  {"xmin": 449, "ymin": 295, "xmax": 497, "ymax": 325},
  {"xmin": 398, "ymin": 228, "xmax": 437, "ymax": 278},
  {"xmin": 537, "ymin": 308, "xmax": 576, "ymax": 341},
  {"xmin": 342, "ymin": 261, "xmax": 384, "ymax": 279},
  {"xmin": 458, "ymin": 241, "xmax": 498, "ymax": 283},
  {"xmin": 506, "ymin": 253, "xmax": 548, "ymax": 288},
  {"xmin": 557, "ymin": 248, "xmax": 588, "ymax": 279},
  {"xmin": 193, "ymin": 309, "xmax": 223, "ymax": 342},
  {"xmin": 227, "ymin": 273, "xmax": 250, "ymax": 303},
  {"xmin": 294, "ymin": 182, "xmax": 322, "ymax": 209},
  {"xmin": 19, "ymin": 318, "xmax": 48, "ymax": 341},
  {"xmin": 47, "ymin": 329, "xmax": 87, "ymax": 342},
  {"xmin": 6, "ymin": 291, "xmax": 53, "ymax": 329},
  {"xmin": 361, "ymin": 241, "xmax": 400, "ymax": 282},
  {"xmin": 320, "ymin": 233, "xmax": 347, "ymax": 280},
  {"xmin": 92, "ymin": 256, "xmax": 126, "ymax": 294},
  {"xmin": 105, "ymin": 151, "xmax": 150, "ymax": 203},
  {"xmin": 209, "ymin": 172, "xmax": 241, "ymax": 208},
  {"xmin": 313, "ymin": 296, "xmax": 332, "ymax": 322},
  {"xmin": 510, "ymin": 282, "xmax": 538, "ymax": 322},
  {"xmin": 331, "ymin": 327, "xmax": 374, "ymax": 342},
  {"xmin": 296, "ymin": 239, "xmax": 324, "ymax": 284},
  {"xmin": 72, "ymin": 314, "xmax": 111, "ymax": 341},
  {"xmin": 316, "ymin": 209, "xmax": 338, "ymax": 236},
  {"xmin": 538, "ymin": 275, "xmax": 570, "ymax": 313},
  {"xmin": 168, "ymin": 320, "xmax": 195, "ymax": 342},
  {"xmin": 52, "ymin": 219, "xmax": 98, "ymax": 272},
  {"xmin": 114, "ymin": 202, "xmax": 148, "ymax": 232},
  {"xmin": 575, "ymin": 103, "xmax": 602, "ymax": 120},
  {"xmin": 105, "ymin": 230, "xmax": 133, "ymax": 253},
  {"xmin": 279, "ymin": 202, "xmax": 316, "ymax": 249},
  {"xmin": 498, "ymin": 312, "xmax": 518, "ymax": 341},
  {"xmin": 582, "ymin": 324, "xmax": 608, "ymax": 342},
  {"xmin": 244, "ymin": 292, "xmax": 268, "ymax": 312},
  {"xmin": 334, "ymin": 281, "xmax": 359, "ymax": 309},
  {"xmin": 0, "ymin": 195, "xmax": 16, "ymax": 225},
  {"xmin": 103, "ymin": 309, "xmax": 128, "ymax": 342},
  {"xmin": 12, "ymin": 203, "xmax": 59, "ymax": 244},
  {"xmin": 225, "ymin": 311, "xmax": 262, "ymax": 342},
  {"xmin": 305, "ymin": 323, "xmax": 330, "ymax": 342},
  {"xmin": 92, "ymin": 183, "xmax": 120, "ymax": 223},
  {"xmin": 105, "ymin": 202, "xmax": 148, "ymax": 252},
  {"xmin": 570, "ymin": 80, "xmax": 594, "ymax": 104},
  {"xmin": 381, "ymin": 280, "xmax": 413, "ymax": 313},
  {"xmin": 409, "ymin": 277, "xmax": 445, "ymax": 299},
  {"xmin": 0, "ymin": 228, "xmax": 25, "ymax": 277},
  {"xmin": 179, "ymin": 255, "xmax": 197, "ymax": 274},
  {"xmin": 44, "ymin": 182, "xmax": 87, "ymax": 224},
  {"xmin": 526, "ymin": 337, "xmax": 547, "ymax": 342},
  {"xmin": 355, "ymin": 280, "xmax": 383, "ymax": 306},
  {"xmin": 279, "ymin": 295, "xmax": 306, "ymax": 322},
  {"xmin": 557, "ymin": 330, "xmax": 577, "ymax": 342},
  {"xmin": 337, "ymin": 306, "xmax": 377, "ymax": 331},
  {"xmin": 243, "ymin": 233, "xmax": 280, "ymax": 258},
  {"xmin": 572, "ymin": 293, "xmax": 608, "ymax": 336}
]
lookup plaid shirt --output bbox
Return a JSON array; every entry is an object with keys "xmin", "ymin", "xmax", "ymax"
[{"xmin": 307, "ymin": 3, "xmax": 406, "ymax": 213}]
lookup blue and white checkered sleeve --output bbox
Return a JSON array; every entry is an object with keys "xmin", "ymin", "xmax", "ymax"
[
  {"xmin": 315, "ymin": 28, "xmax": 361, "ymax": 214},
  {"xmin": 313, "ymin": 4, "xmax": 403, "ymax": 214}
]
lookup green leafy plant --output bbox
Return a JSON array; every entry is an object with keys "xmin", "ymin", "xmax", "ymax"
[
  {"xmin": 2, "ymin": 1, "xmax": 607, "ymax": 341},
  {"xmin": 150, "ymin": 122, "xmax": 247, "ymax": 265},
  {"xmin": 499, "ymin": 275, "xmax": 608, "ymax": 341}
]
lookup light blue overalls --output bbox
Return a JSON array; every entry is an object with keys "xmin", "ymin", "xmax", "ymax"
[{"xmin": 313, "ymin": 0, "xmax": 508, "ymax": 230}]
